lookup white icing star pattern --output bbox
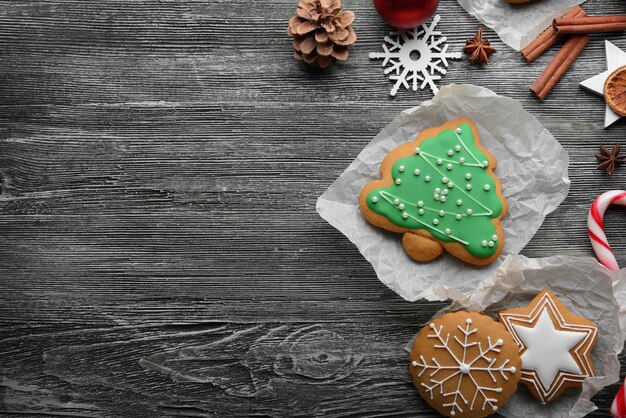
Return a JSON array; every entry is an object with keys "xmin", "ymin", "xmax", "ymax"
[
  {"xmin": 412, "ymin": 318, "xmax": 517, "ymax": 416},
  {"xmin": 499, "ymin": 291, "xmax": 597, "ymax": 403}
]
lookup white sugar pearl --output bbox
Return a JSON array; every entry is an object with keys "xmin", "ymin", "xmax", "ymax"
[
  {"xmin": 481, "ymin": 240, "xmax": 488, "ymax": 247},
  {"xmin": 398, "ymin": 203, "xmax": 405, "ymax": 210},
  {"xmin": 447, "ymin": 149, "xmax": 453, "ymax": 156},
  {"xmin": 395, "ymin": 178, "xmax": 401, "ymax": 185},
  {"xmin": 466, "ymin": 318, "xmax": 472, "ymax": 324},
  {"xmin": 492, "ymin": 235, "xmax": 498, "ymax": 241},
  {"xmin": 456, "ymin": 199, "xmax": 462, "ymax": 206},
  {"xmin": 418, "ymin": 209, "xmax": 425, "ymax": 215},
  {"xmin": 402, "ymin": 212, "xmax": 408, "ymax": 219},
  {"xmin": 446, "ymin": 163, "xmax": 453, "ymax": 171},
  {"xmin": 442, "ymin": 189, "xmax": 448, "ymax": 195},
  {"xmin": 433, "ymin": 219, "xmax": 439, "ymax": 225},
  {"xmin": 415, "ymin": 147, "xmax": 421, "ymax": 154},
  {"xmin": 371, "ymin": 196, "xmax": 378, "ymax": 203},
  {"xmin": 398, "ymin": 165, "xmax": 405, "ymax": 172},
  {"xmin": 425, "ymin": 176, "xmax": 431, "ymax": 182},
  {"xmin": 434, "ymin": 194, "xmax": 440, "ymax": 201},
  {"xmin": 467, "ymin": 209, "xmax": 473, "ymax": 215},
  {"xmin": 466, "ymin": 184, "xmax": 472, "ymax": 190},
  {"xmin": 496, "ymin": 338, "xmax": 503, "ymax": 345},
  {"xmin": 459, "ymin": 157, "xmax": 465, "ymax": 164},
  {"xmin": 437, "ymin": 159, "xmax": 443, "ymax": 165},
  {"xmin": 465, "ymin": 173, "xmax": 472, "ymax": 180},
  {"xmin": 393, "ymin": 198, "xmax": 400, "ymax": 206},
  {"xmin": 456, "ymin": 214, "xmax": 462, "ymax": 220},
  {"xmin": 455, "ymin": 145, "xmax": 461, "ymax": 152},
  {"xmin": 448, "ymin": 182, "xmax": 454, "ymax": 188},
  {"xmin": 429, "ymin": 323, "xmax": 435, "ymax": 328},
  {"xmin": 417, "ymin": 201, "xmax": 424, "ymax": 207},
  {"xmin": 445, "ymin": 228, "xmax": 451, "ymax": 235},
  {"xmin": 484, "ymin": 184, "xmax": 491, "ymax": 191},
  {"xmin": 439, "ymin": 210, "xmax": 445, "ymax": 216},
  {"xmin": 414, "ymin": 169, "xmax": 420, "ymax": 176},
  {"xmin": 483, "ymin": 160, "xmax": 489, "ymax": 167},
  {"xmin": 510, "ymin": 367, "xmax": 516, "ymax": 373},
  {"xmin": 434, "ymin": 187, "xmax": 441, "ymax": 194},
  {"xmin": 488, "ymin": 240, "xmax": 495, "ymax": 247},
  {"xmin": 442, "ymin": 177, "xmax": 449, "ymax": 184},
  {"xmin": 440, "ymin": 196, "xmax": 447, "ymax": 202},
  {"xmin": 456, "ymin": 128, "xmax": 462, "ymax": 134}
]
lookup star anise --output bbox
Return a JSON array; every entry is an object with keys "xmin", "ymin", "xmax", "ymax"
[
  {"xmin": 596, "ymin": 144, "xmax": 625, "ymax": 176},
  {"xmin": 463, "ymin": 27, "xmax": 496, "ymax": 64}
]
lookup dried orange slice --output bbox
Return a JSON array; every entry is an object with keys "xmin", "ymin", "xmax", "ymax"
[{"xmin": 604, "ymin": 65, "xmax": 626, "ymax": 117}]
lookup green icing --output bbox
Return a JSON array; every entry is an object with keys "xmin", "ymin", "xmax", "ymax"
[{"xmin": 366, "ymin": 122, "xmax": 504, "ymax": 258}]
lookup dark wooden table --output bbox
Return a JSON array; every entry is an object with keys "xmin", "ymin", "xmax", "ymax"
[{"xmin": 2, "ymin": 0, "xmax": 626, "ymax": 416}]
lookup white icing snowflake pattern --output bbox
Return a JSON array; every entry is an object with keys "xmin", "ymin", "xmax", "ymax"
[
  {"xmin": 412, "ymin": 318, "xmax": 517, "ymax": 416},
  {"xmin": 369, "ymin": 15, "xmax": 462, "ymax": 97}
]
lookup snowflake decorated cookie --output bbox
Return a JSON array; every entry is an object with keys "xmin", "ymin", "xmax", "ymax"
[
  {"xmin": 410, "ymin": 311, "xmax": 522, "ymax": 418},
  {"xmin": 499, "ymin": 290, "xmax": 598, "ymax": 404},
  {"xmin": 359, "ymin": 118, "xmax": 507, "ymax": 265}
]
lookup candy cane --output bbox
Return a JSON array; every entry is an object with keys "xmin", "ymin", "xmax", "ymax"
[
  {"xmin": 611, "ymin": 378, "xmax": 626, "ymax": 418},
  {"xmin": 588, "ymin": 190, "xmax": 626, "ymax": 270}
]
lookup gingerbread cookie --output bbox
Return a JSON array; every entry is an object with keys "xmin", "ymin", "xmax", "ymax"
[
  {"xmin": 499, "ymin": 289, "xmax": 598, "ymax": 403},
  {"xmin": 359, "ymin": 118, "xmax": 507, "ymax": 265},
  {"xmin": 410, "ymin": 311, "xmax": 522, "ymax": 417}
]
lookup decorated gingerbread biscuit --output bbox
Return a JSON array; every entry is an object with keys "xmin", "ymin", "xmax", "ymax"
[
  {"xmin": 410, "ymin": 311, "xmax": 522, "ymax": 417},
  {"xmin": 359, "ymin": 118, "xmax": 507, "ymax": 265},
  {"xmin": 499, "ymin": 289, "xmax": 598, "ymax": 403}
]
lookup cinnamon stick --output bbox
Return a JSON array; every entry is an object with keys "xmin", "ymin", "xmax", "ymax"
[
  {"xmin": 554, "ymin": 15, "xmax": 626, "ymax": 35},
  {"xmin": 521, "ymin": 6, "xmax": 585, "ymax": 63},
  {"xmin": 530, "ymin": 34, "xmax": 589, "ymax": 100}
]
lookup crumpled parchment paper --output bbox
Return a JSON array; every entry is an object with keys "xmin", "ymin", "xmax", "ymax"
[
  {"xmin": 316, "ymin": 84, "xmax": 570, "ymax": 302},
  {"xmin": 409, "ymin": 254, "xmax": 626, "ymax": 417},
  {"xmin": 455, "ymin": 0, "xmax": 584, "ymax": 50}
]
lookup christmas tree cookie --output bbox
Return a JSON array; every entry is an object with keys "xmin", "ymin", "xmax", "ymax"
[{"xmin": 359, "ymin": 118, "xmax": 507, "ymax": 265}]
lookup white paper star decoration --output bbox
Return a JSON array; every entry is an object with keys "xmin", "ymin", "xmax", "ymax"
[
  {"xmin": 499, "ymin": 290, "xmax": 597, "ymax": 404},
  {"xmin": 580, "ymin": 41, "xmax": 626, "ymax": 128}
]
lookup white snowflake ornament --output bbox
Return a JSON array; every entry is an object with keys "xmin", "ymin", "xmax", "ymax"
[
  {"xmin": 369, "ymin": 15, "xmax": 462, "ymax": 97},
  {"xmin": 410, "ymin": 312, "xmax": 521, "ymax": 418}
]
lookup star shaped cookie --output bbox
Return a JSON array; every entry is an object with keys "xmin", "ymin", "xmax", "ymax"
[{"xmin": 499, "ymin": 290, "xmax": 597, "ymax": 403}]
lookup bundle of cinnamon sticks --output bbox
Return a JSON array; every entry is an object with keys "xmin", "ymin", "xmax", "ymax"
[{"xmin": 522, "ymin": 8, "xmax": 626, "ymax": 100}]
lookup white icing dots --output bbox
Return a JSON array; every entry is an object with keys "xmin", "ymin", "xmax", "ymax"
[
  {"xmin": 446, "ymin": 163, "xmax": 453, "ymax": 171},
  {"xmin": 459, "ymin": 363, "xmax": 470, "ymax": 373},
  {"xmin": 402, "ymin": 212, "xmax": 408, "ymax": 219},
  {"xmin": 418, "ymin": 209, "xmax": 425, "ymax": 215},
  {"xmin": 425, "ymin": 176, "xmax": 431, "ymax": 182},
  {"xmin": 445, "ymin": 228, "xmax": 451, "ymax": 235},
  {"xmin": 429, "ymin": 322, "xmax": 435, "ymax": 328},
  {"xmin": 483, "ymin": 160, "xmax": 489, "ymax": 167},
  {"xmin": 434, "ymin": 194, "xmax": 439, "ymax": 201},
  {"xmin": 465, "ymin": 173, "xmax": 472, "ymax": 180},
  {"xmin": 448, "ymin": 182, "xmax": 454, "ymax": 188},
  {"xmin": 398, "ymin": 203, "xmax": 405, "ymax": 210},
  {"xmin": 371, "ymin": 196, "xmax": 378, "ymax": 203},
  {"xmin": 466, "ymin": 209, "xmax": 473, "ymax": 215},
  {"xmin": 439, "ymin": 210, "xmax": 445, "ymax": 217},
  {"xmin": 415, "ymin": 147, "xmax": 421, "ymax": 154},
  {"xmin": 484, "ymin": 184, "xmax": 491, "ymax": 191},
  {"xmin": 456, "ymin": 199, "xmax": 462, "ymax": 206},
  {"xmin": 459, "ymin": 157, "xmax": 465, "ymax": 164},
  {"xmin": 393, "ymin": 198, "xmax": 400, "ymax": 206},
  {"xmin": 437, "ymin": 158, "xmax": 443, "ymax": 166},
  {"xmin": 433, "ymin": 219, "xmax": 439, "ymax": 225},
  {"xmin": 456, "ymin": 128, "xmax": 462, "ymax": 134},
  {"xmin": 466, "ymin": 318, "xmax": 472, "ymax": 324},
  {"xmin": 442, "ymin": 177, "xmax": 449, "ymax": 184},
  {"xmin": 466, "ymin": 184, "xmax": 472, "ymax": 191},
  {"xmin": 496, "ymin": 339, "xmax": 503, "ymax": 346},
  {"xmin": 492, "ymin": 235, "xmax": 498, "ymax": 241},
  {"xmin": 447, "ymin": 149, "xmax": 453, "ymax": 156},
  {"xmin": 398, "ymin": 165, "xmax": 405, "ymax": 173},
  {"xmin": 455, "ymin": 145, "xmax": 461, "ymax": 152},
  {"xmin": 510, "ymin": 367, "xmax": 516, "ymax": 373},
  {"xmin": 456, "ymin": 214, "xmax": 462, "ymax": 220},
  {"xmin": 417, "ymin": 201, "xmax": 424, "ymax": 208},
  {"xmin": 414, "ymin": 169, "xmax": 420, "ymax": 176},
  {"xmin": 395, "ymin": 178, "xmax": 402, "ymax": 185},
  {"xmin": 488, "ymin": 241, "xmax": 495, "ymax": 247},
  {"xmin": 442, "ymin": 189, "xmax": 449, "ymax": 195},
  {"xmin": 481, "ymin": 240, "xmax": 488, "ymax": 247},
  {"xmin": 440, "ymin": 196, "xmax": 447, "ymax": 202},
  {"xmin": 412, "ymin": 360, "xmax": 418, "ymax": 367},
  {"xmin": 434, "ymin": 187, "xmax": 441, "ymax": 194}
]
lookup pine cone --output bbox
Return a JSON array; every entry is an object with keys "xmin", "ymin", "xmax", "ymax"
[{"xmin": 287, "ymin": 0, "xmax": 357, "ymax": 69}]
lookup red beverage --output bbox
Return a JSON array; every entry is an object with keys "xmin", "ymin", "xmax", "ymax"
[{"xmin": 373, "ymin": 0, "xmax": 440, "ymax": 28}]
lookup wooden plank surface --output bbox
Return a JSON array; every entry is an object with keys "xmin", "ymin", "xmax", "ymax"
[{"xmin": 2, "ymin": 0, "xmax": 626, "ymax": 416}]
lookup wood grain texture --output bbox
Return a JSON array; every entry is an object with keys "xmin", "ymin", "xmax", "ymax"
[{"xmin": 2, "ymin": 0, "xmax": 626, "ymax": 416}]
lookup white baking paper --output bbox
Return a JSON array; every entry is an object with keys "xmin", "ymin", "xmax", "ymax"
[
  {"xmin": 418, "ymin": 254, "xmax": 626, "ymax": 417},
  {"xmin": 316, "ymin": 84, "xmax": 570, "ymax": 302},
  {"xmin": 455, "ymin": 0, "xmax": 584, "ymax": 50}
]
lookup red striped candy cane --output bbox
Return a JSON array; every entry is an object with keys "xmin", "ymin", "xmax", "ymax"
[
  {"xmin": 588, "ymin": 190, "xmax": 626, "ymax": 270},
  {"xmin": 612, "ymin": 378, "xmax": 626, "ymax": 418}
]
